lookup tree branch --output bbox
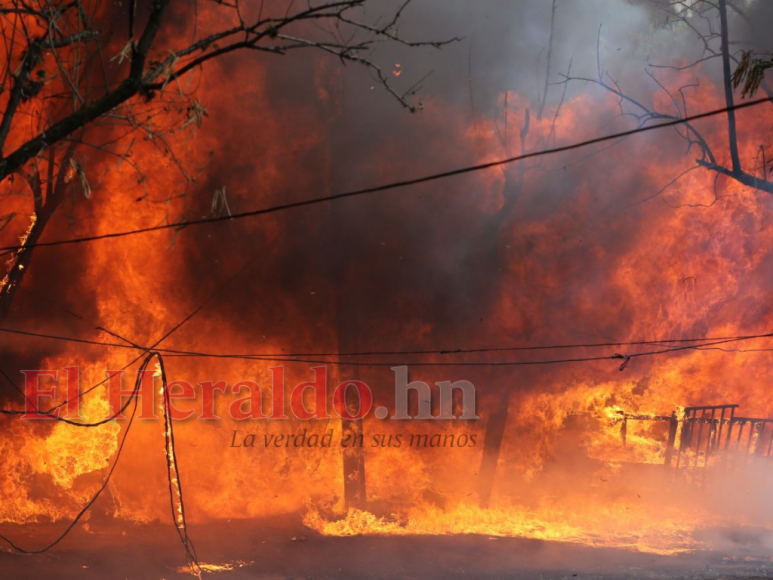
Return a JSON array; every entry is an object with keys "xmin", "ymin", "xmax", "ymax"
[{"xmin": 719, "ymin": 0, "xmax": 741, "ymax": 173}]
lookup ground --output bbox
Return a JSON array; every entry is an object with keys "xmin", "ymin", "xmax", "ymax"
[{"xmin": 1, "ymin": 514, "xmax": 773, "ymax": 579}]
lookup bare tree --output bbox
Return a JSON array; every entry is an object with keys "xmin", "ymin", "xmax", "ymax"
[
  {"xmin": 560, "ymin": 0, "xmax": 773, "ymax": 209},
  {"xmin": 474, "ymin": 0, "xmax": 568, "ymax": 507},
  {"xmin": 0, "ymin": 0, "xmax": 456, "ymax": 322}
]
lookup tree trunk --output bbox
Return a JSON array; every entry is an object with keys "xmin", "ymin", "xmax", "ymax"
[
  {"xmin": 0, "ymin": 212, "xmax": 52, "ymax": 323},
  {"xmin": 324, "ymin": 71, "xmax": 367, "ymax": 509},
  {"xmin": 337, "ymin": 307, "xmax": 367, "ymax": 509},
  {"xmin": 477, "ymin": 389, "xmax": 512, "ymax": 507},
  {"xmin": 0, "ymin": 145, "xmax": 76, "ymax": 324},
  {"xmin": 719, "ymin": 0, "xmax": 741, "ymax": 174},
  {"xmin": 473, "ymin": 134, "xmax": 528, "ymax": 506}
]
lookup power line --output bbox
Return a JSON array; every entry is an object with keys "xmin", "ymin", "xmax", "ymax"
[
  {"xmin": 0, "ymin": 326, "xmax": 133, "ymax": 349},
  {"xmin": 0, "ymin": 324, "xmax": 771, "ymax": 367},
  {"xmin": 0, "ymin": 352, "xmax": 201, "ymax": 575},
  {"xmin": 106, "ymin": 334, "xmax": 773, "ymax": 367},
  {"xmin": 1, "ymin": 235, "xmax": 283, "ymax": 416},
  {"xmin": 0, "ymin": 96, "xmax": 769, "ymax": 257},
  {"xmin": 0, "ymin": 368, "xmax": 141, "ymax": 553},
  {"xmin": 153, "ymin": 332, "xmax": 773, "ymax": 358},
  {"xmin": 1, "ymin": 324, "xmax": 771, "ymax": 357}
]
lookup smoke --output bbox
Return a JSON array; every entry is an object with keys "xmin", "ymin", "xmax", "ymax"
[
  {"xmin": 4, "ymin": 1, "xmax": 773, "ymax": 557},
  {"xmin": 3, "ymin": 0, "xmax": 766, "ymax": 375}
]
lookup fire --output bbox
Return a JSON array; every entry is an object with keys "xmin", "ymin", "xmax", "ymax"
[
  {"xmin": 176, "ymin": 560, "xmax": 253, "ymax": 574},
  {"xmin": 3, "ymin": 82, "xmax": 773, "ymax": 547},
  {"xmin": 0, "ymin": 365, "xmax": 117, "ymax": 523},
  {"xmin": 304, "ymin": 503, "xmax": 706, "ymax": 556},
  {"xmin": 0, "ymin": 213, "xmax": 36, "ymax": 293},
  {"xmin": 21, "ymin": 401, "xmax": 117, "ymax": 490},
  {"xmin": 1, "ymin": 2, "xmax": 773, "ymax": 572}
]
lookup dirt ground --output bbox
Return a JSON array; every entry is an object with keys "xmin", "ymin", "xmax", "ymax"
[{"xmin": 1, "ymin": 514, "xmax": 773, "ymax": 579}]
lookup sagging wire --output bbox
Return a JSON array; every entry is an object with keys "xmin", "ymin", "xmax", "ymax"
[
  {"xmin": 0, "ymin": 96, "xmax": 770, "ymax": 258},
  {"xmin": 2, "ymin": 325, "xmax": 773, "ymax": 366},
  {"xmin": 1, "ymin": 326, "xmax": 772, "ymax": 370},
  {"xmin": 0, "ymin": 352, "xmax": 201, "ymax": 577}
]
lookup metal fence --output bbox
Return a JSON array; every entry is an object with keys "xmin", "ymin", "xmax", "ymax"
[{"xmin": 617, "ymin": 403, "xmax": 773, "ymax": 470}]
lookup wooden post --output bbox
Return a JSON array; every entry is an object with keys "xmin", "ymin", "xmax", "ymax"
[
  {"xmin": 336, "ymin": 307, "xmax": 367, "ymax": 509},
  {"xmin": 477, "ymin": 389, "xmax": 511, "ymax": 508},
  {"xmin": 620, "ymin": 414, "xmax": 628, "ymax": 447},
  {"xmin": 341, "ymin": 397, "xmax": 367, "ymax": 508},
  {"xmin": 664, "ymin": 411, "xmax": 678, "ymax": 468},
  {"xmin": 326, "ymin": 70, "xmax": 367, "ymax": 510}
]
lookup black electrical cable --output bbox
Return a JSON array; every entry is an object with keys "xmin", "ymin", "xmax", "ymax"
[
  {"xmin": 0, "ymin": 356, "xmax": 145, "ymax": 553},
  {"xmin": 0, "ymin": 352, "xmax": 201, "ymax": 574},
  {"xmin": 2, "ymin": 325, "xmax": 773, "ymax": 361},
  {"xmin": 0, "ymin": 325, "xmax": 771, "ymax": 371},
  {"xmin": 0, "ymin": 96, "xmax": 769, "ymax": 257}
]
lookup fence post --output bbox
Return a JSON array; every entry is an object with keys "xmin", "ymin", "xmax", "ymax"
[{"xmin": 664, "ymin": 411, "xmax": 678, "ymax": 468}]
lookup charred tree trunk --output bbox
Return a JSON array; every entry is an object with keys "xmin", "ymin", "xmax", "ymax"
[
  {"xmin": 474, "ymin": 111, "xmax": 530, "ymax": 506},
  {"xmin": 477, "ymin": 388, "xmax": 512, "ymax": 507},
  {"xmin": 336, "ymin": 304, "xmax": 367, "ymax": 509},
  {"xmin": 472, "ymin": 232, "xmax": 516, "ymax": 507},
  {"xmin": 719, "ymin": 0, "xmax": 741, "ymax": 174},
  {"xmin": 0, "ymin": 145, "xmax": 75, "ymax": 324},
  {"xmin": 325, "ymin": 74, "xmax": 367, "ymax": 510},
  {"xmin": 0, "ymin": 213, "xmax": 50, "ymax": 323}
]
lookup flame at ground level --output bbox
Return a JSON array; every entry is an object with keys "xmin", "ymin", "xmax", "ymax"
[{"xmin": 304, "ymin": 503, "xmax": 706, "ymax": 556}]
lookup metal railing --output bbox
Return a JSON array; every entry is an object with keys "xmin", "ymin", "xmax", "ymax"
[{"xmin": 616, "ymin": 403, "xmax": 773, "ymax": 470}]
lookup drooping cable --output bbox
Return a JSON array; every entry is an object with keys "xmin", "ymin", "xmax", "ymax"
[
  {"xmin": 0, "ymin": 97, "xmax": 769, "ymax": 257},
  {"xmin": 0, "ymin": 353, "xmax": 201, "ymax": 576}
]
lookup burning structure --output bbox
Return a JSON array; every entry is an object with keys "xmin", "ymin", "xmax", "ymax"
[{"xmin": 1, "ymin": 0, "xmax": 773, "ymax": 578}]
